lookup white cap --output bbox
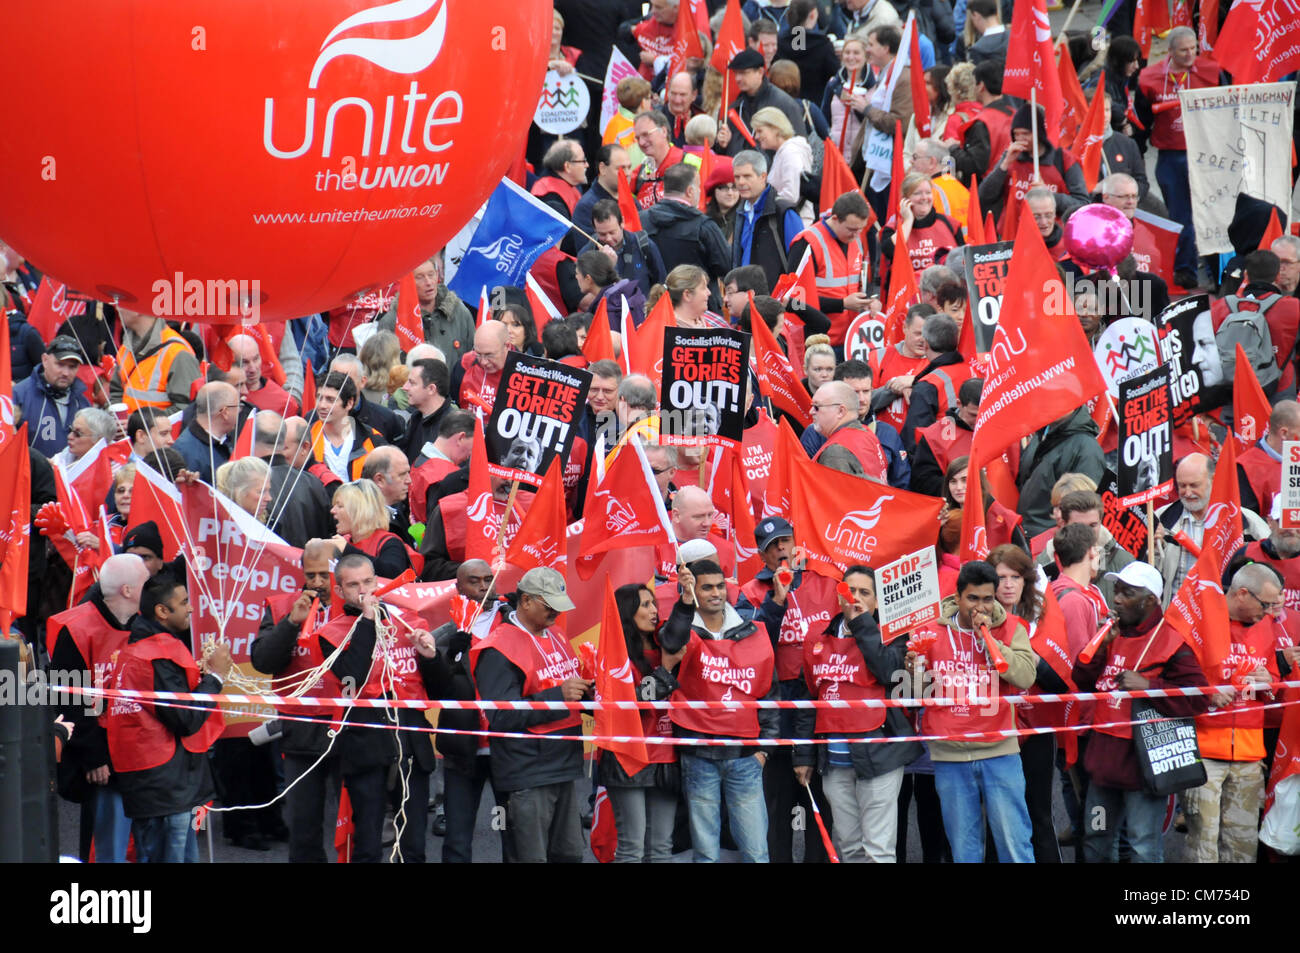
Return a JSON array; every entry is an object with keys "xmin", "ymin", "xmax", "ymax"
[
  {"xmin": 678, "ymin": 538, "xmax": 719, "ymax": 564},
  {"xmin": 1104, "ymin": 561, "xmax": 1163, "ymax": 602}
]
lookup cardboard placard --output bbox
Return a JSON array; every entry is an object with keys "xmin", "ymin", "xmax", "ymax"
[
  {"xmin": 1156, "ymin": 294, "xmax": 1227, "ymax": 423},
  {"xmin": 1282, "ymin": 440, "xmax": 1300, "ymax": 529},
  {"xmin": 878, "ymin": 547, "xmax": 941, "ymax": 641},
  {"xmin": 486, "ymin": 352, "xmax": 591, "ymax": 483},
  {"xmin": 1117, "ymin": 364, "xmax": 1174, "ymax": 507},
  {"xmin": 964, "ymin": 241, "xmax": 1014, "ymax": 354},
  {"xmin": 659, "ymin": 327, "xmax": 750, "ymax": 448}
]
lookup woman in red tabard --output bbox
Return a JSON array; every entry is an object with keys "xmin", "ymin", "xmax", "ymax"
[
  {"xmin": 329, "ymin": 478, "xmax": 416, "ymax": 579},
  {"xmin": 880, "ymin": 172, "xmax": 964, "ymax": 275}
]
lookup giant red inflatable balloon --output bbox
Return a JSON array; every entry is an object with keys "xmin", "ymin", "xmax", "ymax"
[{"xmin": 0, "ymin": 0, "xmax": 548, "ymax": 321}]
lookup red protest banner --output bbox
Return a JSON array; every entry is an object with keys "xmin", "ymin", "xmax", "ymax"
[{"xmin": 659, "ymin": 327, "xmax": 750, "ymax": 448}]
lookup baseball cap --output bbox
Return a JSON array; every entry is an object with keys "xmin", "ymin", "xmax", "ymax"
[
  {"xmin": 755, "ymin": 516, "xmax": 793, "ymax": 553},
  {"xmin": 729, "ymin": 48, "xmax": 765, "ymax": 71},
  {"xmin": 1104, "ymin": 562, "xmax": 1163, "ymax": 602},
  {"xmin": 516, "ymin": 567, "xmax": 575, "ymax": 612},
  {"xmin": 678, "ymin": 538, "xmax": 719, "ymax": 564},
  {"xmin": 45, "ymin": 335, "xmax": 84, "ymax": 363}
]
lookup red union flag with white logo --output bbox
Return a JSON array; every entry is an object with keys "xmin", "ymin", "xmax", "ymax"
[
  {"xmin": 577, "ymin": 436, "xmax": 675, "ymax": 578},
  {"xmin": 1163, "ymin": 439, "xmax": 1241, "ymax": 678},
  {"xmin": 749, "ymin": 293, "xmax": 812, "ymax": 428},
  {"xmin": 595, "ymin": 576, "xmax": 650, "ymax": 775},
  {"xmin": 792, "ymin": 456, "xmax": 943, "ymax": 575},
  {"xmin": 969, "ymin": 211, "xmax": 1108, "ymax": 469},
  {"xmin": 504, "ymin": 457, "xmax": 567, "ymax": 572}
]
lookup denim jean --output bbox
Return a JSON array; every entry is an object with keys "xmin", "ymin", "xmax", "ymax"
[
  {"xmin": 136, "ymin": 811, "xmax": 198, "ymax": 863},
  {"xmin": 933, "ymin": 753, "xmax": 1035, "ymax": 863},
  {"xmin": 681, "ymin": 754, "xmax": 769, "ymax": 863},
  {"xmin": 607, "ymin": 785, "xmax": 678, "ymax": 863},
  {"xmin": 1155, "ymin": 150, "xmax": 1197, "ymax": 275},
  {"xmin": 1084, "ymin": 784, "xmax": 1169, "ymax": 863},
  {"xmin": 92, "ymin": 785, "xmax": 132, "ymax": 863}
]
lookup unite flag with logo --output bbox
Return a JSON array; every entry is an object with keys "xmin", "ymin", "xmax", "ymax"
[
  {"xmin": 1162, "ymin": 438, "xmax": 1242, "ymax": 679},
  {"xmin": 0, "ymin": 425, "xmax": 31, "ymax": 633},
  {"xmin": 446, "ymin": 178, "xmax": 574, "ymax": 303},
  {"xmin": 577, "ymin": 436, "xmax": 676, "ymax": 578},
  {"xmin": 1003, "ymin": 0, "xmax": 1063, "ymax": 134},
  {"xmin": 394, "ymin": 268, "xmax": 425, "ymax": 353},
  {"xmin": 503, "ymin": 457, "xmax": 567, "ymax": 572},
  {"xmin": 26, "ymin": 276, "xmax": 88, "ymax": 344},
  {"xmin": 748, "ymin": 293, "xmax": 813, "ymax": 428}
]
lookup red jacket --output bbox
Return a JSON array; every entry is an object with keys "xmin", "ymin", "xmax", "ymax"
[
  {"xmin": 1137, "ymin": 55, "xmax": 1220, "ymax": 151},
  {"xmin": 814, "ymin": 421, "xmax": 888, "ymax": 482}
]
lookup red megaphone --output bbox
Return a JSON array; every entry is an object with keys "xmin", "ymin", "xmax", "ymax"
[
  {"xmin": 980, "ymin": 625, "xmax": 1009, "ymax": 674},
  {"xmin": 1078, "ymin": 618, "xmax": 1116, "ymax": 664}
]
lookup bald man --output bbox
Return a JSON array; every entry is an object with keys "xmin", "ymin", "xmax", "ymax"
[
  {"xmin": 251, "ymin": 539, "xmax": 344, "ymax": 861},
  {"xmin": 657, "ymin": 485, "xmax": 736, "ymax": 580},
  {"xmin": 811, "ymin": 381, "xmax": 888, "ymax": 482},
  {"xmin": 250, "ymin": 410, "xmax": 333, "ymax": 546},
  {"xmin": 229, "ymin": 333, "xmax": 299, "ymax": 417},
  {"xmin": 362, "ymin": 445, "xmax": 414, "ymax": 543},
  {"xmin": 328, "ymin": 352, "xmax": 404, "ymax": 444},
  {"xmin": 451, "ymin": 320, "xmax": 511, "ymax": 414},
  {"xmin": 49, "ymin": 553, "xmax": 152, "ymax": 862},
  {"xmin": 173, "ymin": 381, "xmax": 240, "ymax": 483}
]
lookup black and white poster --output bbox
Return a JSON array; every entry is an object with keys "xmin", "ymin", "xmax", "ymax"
[
  {"xmin": 659, "ymin": 327, "xmax": 750, "ymax": 448},
  {"xmin": 1117, "ymin": 364, "xmax": 1175, "ymax": 507},
  {"xmin": 964, "ymin": 240, "xmax": 1014, "ymax": 354},
  {"xmin": 486, "ymin": 351, "xmax": 591, "ymax": 484},
  {"xmin": 1156, "ymin": 294, "xmax": 1227, "ymax": 423}
]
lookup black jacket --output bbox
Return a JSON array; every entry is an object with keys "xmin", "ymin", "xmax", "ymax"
[
  {"xmin": 115, "ymin": 619, "xmax": 219, "ymax": 819},
  {"xmin": 266, "ymin": 458, "xmax": 334, "ymax": 548},
  {"xmin": 792, "ymin": 611, "xmax": 923, "ymax": 778},
  {"xmin": 399, "ymin": 399, "xmax": 452, "ymax": 464},
  {"xmin": 1016, "ymin": 407, "xmax": 1107, "ymax": 536},
  {"xmin": 775, "ymin": 30, "xmax": 841, "ymax": 103},
  {"xmin": 319, "ymin": 606, "xmax": 437, "ymax": 774},
  {"xmin": 641, "ymin": 198, "xmax": 734, "ymax": 282},
  {"xmin": 352, "ymin": 391, "xmax": 403, "ymax": 446},
  {"xmin": 721, "ymin": 80, "xmax": 807, "ymax": 156},
  {"xmin": 419, "ymin": 620, "xmax": 483, "ymax": 772},
  {"xmin": 658, "ymin": 598, "xmax": 780, "ymax": 759},
  {"xmin": 1096, "ymin": 130, "xmax": 1149, "ymax": 199},
  {"xmin": 8, "ymin": 310, "xmax": 45, "ymax": 382},
  {"xmin": 474, "ymin": 612, "xmax": 586, "ymax": 792},
  {"xmin": 732, "ymin": 187, "xmax": 801, "ymax": 292},
  {"xmin": 250, "ymin": 602, "xmax": 334, "ymax": 758}
]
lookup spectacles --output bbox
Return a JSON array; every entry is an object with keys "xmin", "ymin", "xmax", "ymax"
[
  {"xmin": 567, "ymin": 156, "xmax": 588, "ymax": 165},
  {"xmin": 68, "ymin": 428, "xmax": 87, "ymax": 438},
  {"xmin": 1246, "ymin": 590, "xmax": 1284, "ymax": 612},
  {"xmin": 810, "ymin": 402, "xmax": 844, "ymax": 412},
  {"xmin": 1105, "ymin": 192, "xmax": 1139, "ymax": 201},
  {"xmin": 651, "ymin": 465, "xmax": 677, "ymax": 475}
]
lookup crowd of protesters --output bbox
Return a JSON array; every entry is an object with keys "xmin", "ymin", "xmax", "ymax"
[{"xmin": 3, "ymin": 0, "xmax": 1300, "ymax": 864}]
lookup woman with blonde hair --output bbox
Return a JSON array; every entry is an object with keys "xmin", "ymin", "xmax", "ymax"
[
  {"xmin": 942, "ymin": 62, "xmax": 981, "ymax": 142},
  {"xmin": 216, "ymin": 457, "xmax": 273, "ymax": 524},
  {"xmin": 802, "ymin": 340, "xmax": 836, "ymax": 394},
  {"xmin": 328, "ymin": 478, "xmax": 413, "ymax": 578},
  {"xmin": 821, "ymin": 37, "xmax": 869, "ymax": 158},
  {"xmin": 880, "ymin": 171, "xmax": 964, "ymax": 274},
  {"xmin": 752, "ymin": 106, "xmax": 814, "ymax": 224}
]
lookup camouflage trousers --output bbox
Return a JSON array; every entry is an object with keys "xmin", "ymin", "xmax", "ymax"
[{"xmin": 1183, "ymin": 758, "xmax": 1264, "ymax": 863}]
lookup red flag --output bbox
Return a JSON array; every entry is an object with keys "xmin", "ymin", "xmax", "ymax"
[
  {"xmin": 583, "ymin": 296, "xmax": 617, "ymax": 364},
  {"xmin": 525, "ymin": 272, "xmax": 563, "ymax": 330},
  {"xmin": 1134, "ymin": 0, "xmax": 1152, "ymax": 57},
  {"xmin": 1264, "ymin": 701, "xmax": 1300, "ymax": 817},
  {"xmin": 1077, "ymin": 77, "xmax": 1109, "ymax": 192},
  {"xmin": 0, "ymin": 308, "xmax": 12, "ymax": 449},
  {"xmin": 749, "ymin": 293, "xmax": 813, "ymax": 428},
  {"xmin": 231, "ymin": 413, "xmax": 257, "ymax": 460},
  {"xmin": 1171, "ymin": 0, "xmax": 1193, "ymax": 27},
  {"xmin": 740, "ymin": 408, "xmax": 778, "ymax": 513},
  {"xmin": 667, "ymin": 2, "xmax": 704, "ymax": 83},
  {"xmin": 60, "ymin": 448, "xmax": 112, "ymax": 534},
  {"xmin": 969, "ymin": 210, "xmax": 1108, "ymax": 469},
  {"xmin": 957, "ymin": 475, "xmax": 989, "ymax": 562},
  {"xmin": 464, "ymin": 423, "xmax": 500, "ymax": 566},
  {"xmin": 720, "ymin": 449, "xmax": 762, "ymax": 584},
  {"xmin": 696, "ymin": 146, "xmax": 715, "ymax": 212},
  {"xmin": 965, "ymin": 175, "xmax": 985, "ymax": 245},
  {"xmin": 0, "ymin": 427, "xmax": 31, "ymax": 632},
  {"xmin": 504, "ymin": 457, "xmax": 568, "ymax": 572},
  {"xmin": 127, "ymin": 462, "xmax": 185, "ymax": 561},
  {"xmin": 474, "ymin": 286, "xmax": 489, "ymax": 329},
  {"xmin": 616, "ymin": 168, "xmax": 643, "ymax": 233},
  {"xmin": 590, "ymin": 786, "xmax": 617, "ymax": 862},
  {"xmin": 622, "ymin": 290, "xmax": 675, "ymax": 379},
  {"xmin": 882, "ymin": 236, "xmax": 919, "ymax": 347},
  {"xmin": 709, "ymin": 0, "xmax": 745, "ymax": 73},
  {"xmin": 1197, "ymin": 0, "xmax": 1220, "ymax": 51},
  {"xmin": 595, "ymin": 576, "xmax": 652, "ymax": 775},
  {"xmin": 791, "ymin": 447, "xmax": 944, "ymax": 576},
  {"xmin": 394, "ymin": 269, "xmax": 424, "ymax": 353},
  {"xmin": 1004, "ymin": 0, "xmax": 1064, "ymax": 136},
  {"xmin": 335, "ymin": 786, "xmax": 354, "ymax": 863},
  {"xmin": 984, "ymin": 211, "xmax": 998, "ymax": 242},
  {"xmin": 25, "ymin": 277, "xmax": 87, "ymax": 345},
  {"xmin": 1260, "ymin": 208, "xmax": 1285, "ymax": 253},
  {"xmin": 1231, "ymin": 343, "xmax": 1273, "ymax": 459},
  {"xmin": 908, "ymin": 27, "xmax": 931, "ymax": 138},
  {"xmin": 763, "ymin": 416, "xmax": 804, "ymax": 518},
  {"xmin": 578, "ymin": 436, "xmax": 675, "ymax": 577},
  {"xmin": 1057, "ymin": 49, "xmax": 1089, "ymax": 150},
  {"xmin": 819, "ymin": 138, "xmax": 871, "ymax": 224},
  {"xmin": 781, "ymin": 308, "xmax": 808, "ymax": 385},
  {"xmin": 1163, "ymin": 438, "xmax": 1242, "ymax": 678},
  {"xmin": 302, "ymin": 359, "xmax": 316, "ymax": 418},
  {"xmin": 1033, "ymin": 584, "xmax": 1077, "ymax": 691}
]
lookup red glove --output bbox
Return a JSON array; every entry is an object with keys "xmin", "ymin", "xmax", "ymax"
[
  {"xmin": 578, "ymin": 642, "xmax": 597, "ymax": 681},
  {"xmin": 34, "ymin": 501, "xmax": 71, "ymax": 540}
]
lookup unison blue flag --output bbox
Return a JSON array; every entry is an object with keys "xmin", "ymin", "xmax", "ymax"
[{"xmin": 447, "ymin": 178, "xmax": 573, "ymax": 302}]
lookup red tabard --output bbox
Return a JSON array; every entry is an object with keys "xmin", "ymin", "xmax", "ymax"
[
  {"xmin": 357, "ymin": 612, "xmax": 429, "ymax": 702},
  {"xmin": 986, "ymin": 500, "xmax": 1022, "ymax": 550},
  {"xmin": 814, "ymin": 423, "xmax": 888, "ymax": 482},
  {"xmin": 1238, "ymin": 447, "xmax": 1281, "ymax": 516},
  {"xmin": 1196, "ymin": 618, "xmax": 1281, "ymax": 761},
  {"xmin": 996, "ymin": 155, "xmax": 1074, "ymax": 234},
  {"xmin": 1137, "ymin": 56, "xmax": 1220, "ymax": 151},
  {"xmin": 409, "ymin": 456, "xmax": 456, "ymax": 523},
  {"xmin": 904, "ymin": 214, "xmax": 962, "ymax": 273},
  {"xmin": 471, "ymin": 622, "xmax": 583, "ymax": 733},
  {"xmin": 264, "ymin": 593, "xmax": 334, "ymax": 719},
  {"xmin": 741, "ymin": 572, "xmax": 839, "ymax": 681},
  {"xmin": 457, "ymin": 354, "xmax": 503, "ymax": 413},
  {"xmin": 531, "ymin": 176, "xmax": 581, "ymax": 216},
  {"xmin": 802, "ymin": 631, "xmax": 887, "ymax": 734},
  {"xmin": 921, "ymin": 615, "xmax": 1025, "ymax": 739},
  {"xmin": 975, "ymin": 101, "xmax": 1015, "ymax": 177},
  {"xmin": 1092, "ymin": 624, "xmax": 1186, "ymax": 739},
  {"xmin": 669, "ymin": 632, "xmax": 775, "ymax": 738},
  {"xmin": 244, "ymin": 377, "xmax": 300, "ymax": 418},
  {"xmin": 916, "ymin": 360, "xmax": 976, "ymax": 421},
  {"xmin": 349, "ymin": 529, "xmax": 424, "ymax": 577},
  {"xmin": 46, "ymin": 603, "xmax": 131, "ymax": 701},
  {"xmin": 1245, "ymin": 541, "xmax": 1300, "ymax": 647},
  {"xmin": 794, "ymin": 219, "xmax": 865, "ymax": 347},
  {"xmin": 872, "ymin": 344, "xmax": 928, "ymax": 433},
  {"xmin": 104, "ymin": 634, "xmax": 225, "ymax": 773}
]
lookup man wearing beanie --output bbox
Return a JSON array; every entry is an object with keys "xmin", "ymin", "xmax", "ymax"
[{"xmin": 977, "ymin": 103, "xmax": 1090, "ymax": 236}]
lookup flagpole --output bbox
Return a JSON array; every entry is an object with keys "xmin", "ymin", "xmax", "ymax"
[
  {"xmin": 1030, "ymin": 89, "xmax": 1041, "ymax": 183},
  {"xmin": 838, "ymin": 69, "xmax": 858, "ymax": 155},
  {"xmin": 1146, "ymin": 500, "xmax": 1155, "ymax": 564},
  {"xmin": 1054, "ymin": 0, "xmax": 1085, "ymax": 48}
]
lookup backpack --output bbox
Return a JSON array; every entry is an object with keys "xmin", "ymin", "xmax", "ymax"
[{"xmin": 1217, "ymin": 295, "xmax": 1281, "ymax": 392}]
